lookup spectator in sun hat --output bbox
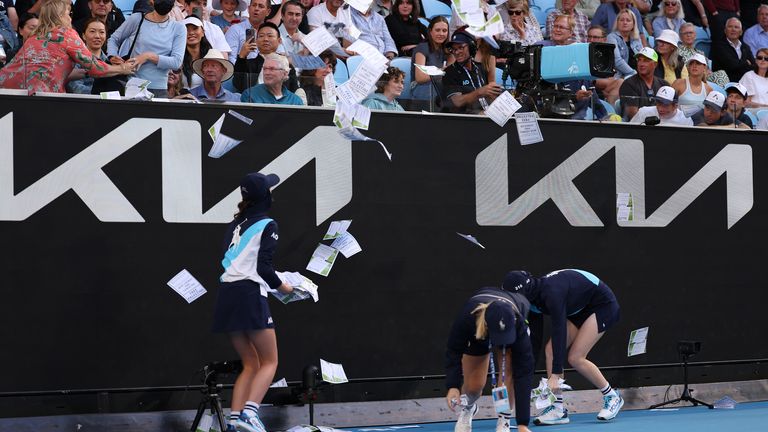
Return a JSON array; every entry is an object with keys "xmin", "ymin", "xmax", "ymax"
[
  {"xmin": 724, "ymin": 82, "xmax": 754, "ymax": 128},
  {"xmin": 188, "ymin": 48, "xmax": 240, "ymax": 101},
  {"xmin": 630, "ymin": 85, "xmax": 693, "ymax": 125},
  {"xmin": 654, "ymin": 29, "xmax": 688, "ymax": 84}
]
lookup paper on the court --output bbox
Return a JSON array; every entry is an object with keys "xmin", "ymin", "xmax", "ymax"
[
  {"xmin": 457, "ymin": 232, "xmax": 485, "ymax": 249},
  {"xmin": 197, "ymin": 414, "xmax": 213, "ymax": 432},
  {"xmin": 306, "ymin": 244, "xmax": 339, "ymax": 277},
  {"xmin": 287, "ymin": 425, "xmax": 350, "ymax": 432},
  {"xmin": 485, "ymin": 91, "xmax": 522, "ymax": 127},
  {"xmin": 337, "ymin": 126, "xmax": 393, "ymax": 161},
  {"xmin": 273, "ymin": 271, "xmax": 319, "ymax": 303},
  {"xmin": 167, "ymin": 269, "xmax": 207, "ymax": 303},
  {"xmin": 320, "ymin": 359, "xmax": 349, "ymax": 384},
  {"xmin": 627, "ymin": 327, "xmax": 649, "ymax": 356},
  {"xmin": 208, "ymin": 113, "xmax": 243, "ymax": 158},
  {"xmin": 714, "ymin": 396, "xmax": 737, "ymax": 409},
  {"xmin": 331, "ymin": 232, "xmax": 362, "ymax": 258},
  {"xmin": 302, "ymin": 27, "xmax": 343, "ymax": 57},
  {"xmin": 414, "ymin": 64, "xmax": 445, "ymax": 76},
  {"xmin": 324, "ymin": 220, "xmax": 353, "ymax": 239},
  {"xmin": 270, "ymin": 378, "xmax": 288, "ymax": 388},
  {"xmin": 515, "ymin": 112, "xmax": 544, "ymax": 145}
]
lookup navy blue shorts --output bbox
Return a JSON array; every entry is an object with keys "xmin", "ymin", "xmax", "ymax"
[
  {"xmin": 568, "ymin": 301, "xmax": 620, "ymax": 333},
  {"xmin": 212, "ymin": 280, "xmax": 274, "ymax": 333}
]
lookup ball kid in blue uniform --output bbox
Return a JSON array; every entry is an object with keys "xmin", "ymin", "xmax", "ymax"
[
  {"xmin": 445, "ymin": 287, "xmax": 535, "ymax": 432},
  {"xmin": 212, "ymin": 172, "xmax": 294, "ymax": 432},
  {"xmin": 502, "ymin": 269, "xmax": 623, "ymax": 425}
]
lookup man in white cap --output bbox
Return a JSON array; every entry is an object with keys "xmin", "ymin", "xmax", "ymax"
[
  {"xmin": 189, "ymin": 49, "xmax": 241, "ymax": 101},
  {"xmin": 630, "ymin": 85, "xmax": 693, "ymax": 125},
  {"xmin": 693, "ymin": 90, "xmax": 750, "ymax": 127},
  {"xmin": 619, "ymin": 47, "xmax": 670, "ymax": 120},
  {"xmin": 725, "ymin": 82, "xmax": 755, "ymax": 128}
]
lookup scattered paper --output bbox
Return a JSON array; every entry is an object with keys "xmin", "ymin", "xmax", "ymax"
[
  {"xmin": 125, "ymin": 77, "xmax": 154, "ymax": 100},
  {"xmin": 306, "ymin": 244, "xmax": 339, "ymax": 277},
  {"xmin": 455, "ymin": 0, "xmax": 480, "ymax": 13},
  {"xmin": 100, "ymin": 91, "xmax": 121, "ymax": 100},
  {"xmin": 334, "ymin": 100, "xmax": 369, "ymax": 129},
  {"xmin": 196, "ymin": 414, "xmax": 213, "ymax": 432},
  {"xmin": 616, "ymin": 192, "xmax": 631, "ymax": 207},
  {"xmin": 530, "ymin": 377, "xmax": 557, "ymax": 409},
  {"xmin": 515, "ymin": 112, "xmax": 544, "ymax": 145},
  {"xmin": 323, "ymin": 73, "xmax": 337, "ymax": 106},
  {"xmin": 324, "ymin": 220, "xmax": 353, "ymax": 239},
  {"xmin": 290, "ymin": 53, "xmax": 328, "ymax": 70},
  {"xmin": 227, "ymin": 109, "xmax": 253, "ymax": 125},
  {"xmin": 485, "ymin": 91, "xmax": 522, "ymax": 127},
  {"xmin": 414, "ymin": 64, "xmax": 445, "ymax": 76},
  {"xmin": 273, "ymin": 271, "xmax": 320, "ymax": 303},
  {"xmin": 345, "ymin": 0, "xmax": 374, "ymax": 13},
  {"xmin": 348, "ymin": 24, "xmax": 362, "ymax": 40},
  {"xmin": 302, "ymin": 26, "xmax": 343, "ymax": 57},
  {"xmin": 337, "ymin": 60, "xmax": 387, "ymax": 104},
  {"xmin": 331, "ymin": 232, "xmax": 362, "ymax": 258},
  {"xmin": 466, "ymin": 11, "xmax": 504, "ymax": 37},
  {"xmin": 457, "ymin": 232, "xmax": 485, "ymax": 249},
  {"xmin": 348, "ymin": 40, "xmax": 388, "ymax": 67},
  {"xmin": 714, "ymin": 396, "xmax": 737, "ymax": 409},
  {"xmin": 208, "ymin": 113, "xmax": 243, "ymax": 158},
  {"xmin": 167, "ymin": 269, "xmax": 207, "ymax": 303},
  {"xmin": 352, "ymin": 104, "xmax": 371, "ymax": 130},
  {"xmin": 320, "ymin": 359, "xmax": 349, "ymax": 384},
  {"xmin": 458, "ymin": 9, "xmax": 486, "ymax": 27},
  {"xmin": 337, "ymin": 126, "xmax": 392, "ymax": 161},
  {"xmin": 270, "ymin": 378, "xmax": 288, "ymax": 388},
  {"xmin": 616, "ymin": 192, "xmax": 634, "ymax": 222},
  {"xmin": 628, "ymin": 327, "xmax": 649, "ymax": 357}
]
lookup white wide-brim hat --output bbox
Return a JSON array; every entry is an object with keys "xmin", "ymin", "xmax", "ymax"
[{"xmin": 192, "ymin": 49, "xmax": 235, "ymax": 82}]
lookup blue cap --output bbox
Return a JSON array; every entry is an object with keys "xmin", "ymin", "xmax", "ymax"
[
  {"xmin": 240, "ymin": 172, "xmax": 280, "ymax": 202},
  {"xmin": 502, "ymin": 270, "xmax": 532, "ymax": 293},
  {"xmin": 485, "ymin": 301, "xmax": 517, "ymax": 346}
]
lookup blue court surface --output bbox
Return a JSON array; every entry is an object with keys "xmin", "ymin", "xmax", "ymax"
[{"xmin": 346, "ymin": 401, "xmax": 768, "ymax": 432}]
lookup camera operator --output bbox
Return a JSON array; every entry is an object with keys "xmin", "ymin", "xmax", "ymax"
[{"xmin": 441, "ymin": 30, "xmax": 503, "ymax": 114}]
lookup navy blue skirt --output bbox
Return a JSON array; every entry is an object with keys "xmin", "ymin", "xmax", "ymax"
[{"xmin": 212, "ymin": 280, "xmax": 274, "ymax": 333}]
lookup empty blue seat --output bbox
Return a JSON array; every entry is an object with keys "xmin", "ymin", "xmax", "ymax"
[
  {"xmin": 422, "ymin": 0, "xmax": 451, "ymax": 19},
  {"xmin": 334, "ymin": 59, "xmax": 349, "ymax": 85}
]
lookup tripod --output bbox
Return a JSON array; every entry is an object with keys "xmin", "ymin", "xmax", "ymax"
[
  {"xmin": 649, "ymin": 352, "xmax": 713, "ymax": 410},
  {"xmin": 190, "ymin": 373, "xmax": 228, "ymax": 432}
]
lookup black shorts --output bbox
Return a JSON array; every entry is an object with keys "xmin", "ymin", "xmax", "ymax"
[
  {"xmin": 465, "ymin": 337, "xmax": 491, "ymax": 357},
  {"xmin": 568, "ymin": 301, "xmax": 620, "ymax": 333}
]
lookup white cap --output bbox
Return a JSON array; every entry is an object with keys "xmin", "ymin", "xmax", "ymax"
[
  {"xmin": 704, "ymin": 91, "xmax": 726, "ymax": 111},
  {"xmin": 656, "ymin": 29, "xmax": 680, "ymax": 47},
  {"xmin": 686, "ymin": 53, "xmax": 707, "ymax": 65},
  {"xmin": 182, "ymin": 16, "xmax": 204, "ymax": 27},
  {"xmin": 655, "ymin": 86, "xmax": 677, "ymax": 105},
  {"xmin": 725, "ymin": 82, "xmax": 748, "ymax": 98}
]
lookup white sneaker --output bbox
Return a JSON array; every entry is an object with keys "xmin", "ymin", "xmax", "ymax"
[
  {"xmin": 533, "ymin": 405, "xmax": 569, "ymax": 425},
  {"xmin": 496, "ymin": 415, "xmax": 510, "ymax": 432},
  {"xmin": 597, "ymin": 392, "xmax": 624, "ymax": 421},
  {"xmin": 235, "ymin": 412, "xmax": 267, "ymax": 432},
  {"xmin": 455, "ymin": 403, "xmax": 478, "ymax": 432}
]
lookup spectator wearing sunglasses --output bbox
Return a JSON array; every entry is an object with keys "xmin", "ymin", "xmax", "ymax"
[
  {"xmin": 497, "ymin": 0, "xmax": 543, "ymax": 45},
  {"xmin": 739, "ymin": 46, "xmax": 768, "ymax": 107},
  {"xmin": 651, "ymin": 0, "xmax": 685, "ymax": 38}
]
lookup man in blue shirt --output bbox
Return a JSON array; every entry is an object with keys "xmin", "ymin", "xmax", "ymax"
[
  {"xmin": 350, "ymin": 6, "xmax": 397, "ymax": 59},
  {"xmin": 190, "ymin": 49, "xmax": 241, "ymax": 102},
  {"xmin": 241, "ymin": 53, "xmax": 304, "ymax": 105}
]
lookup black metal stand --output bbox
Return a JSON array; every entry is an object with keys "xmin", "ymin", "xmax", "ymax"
[
  {"xmin": 301, "ymin": 364, "xmax": 321, "ymax": 426},
  {"xmin": 190, "ymin": 378, "xmax": 228, "ymax": 432},
  {"xmin": 649, "ymin": 353, "xmax": 714, "ymax": 410}
]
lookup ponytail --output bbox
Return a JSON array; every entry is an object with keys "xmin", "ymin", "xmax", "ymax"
[{"xmin": 471, "ymin": 303, "xmax": 490, "ymax": 340}]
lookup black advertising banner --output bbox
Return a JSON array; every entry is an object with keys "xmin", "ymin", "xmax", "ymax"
[{"xmin": 1, "ymin": 95, "xmax": 766, "ymax": 395}]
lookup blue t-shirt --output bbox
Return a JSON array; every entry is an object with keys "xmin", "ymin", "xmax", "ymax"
[{"xmin": 240, "ymin": 84, "xmax": 304, "ymax": 105}]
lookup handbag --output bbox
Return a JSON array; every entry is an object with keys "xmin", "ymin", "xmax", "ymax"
[{"xmin": 91, "ymin": 13, "xmax": 145, "ymax": 95}]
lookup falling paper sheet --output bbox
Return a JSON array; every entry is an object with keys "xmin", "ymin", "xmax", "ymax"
[
  {"xmin": 466, "ymin": 11, "xmax": 504, "ymax": 37},
  {"xmin": 333, "ymin": 100, "xmax": 369, "ymax": 130},
  {"xmin": 323, "ymin": 73, "xmax": 337, "ymax": 106},
  {"xmin": 306, "ymin": 244, "xmax": 339, "ymax": 277},
  {"xmin": 338, "ymin": 61, "xmax": 388, "ymax": 104},
  {"xmin": 302, "ymin": 26, "xmax": 343, "ymax": 57},
  {"xmin": 125, "ymin": 77, "xmax": 154, "ymax": 100},
  {"xmin": 352, "ymin": 104, "xmax": 371, "ymax": 130},
  {"xmin": 167, "ymin": 269, "xmax": 207, "ymax": 303},
  {"xmin": 617, "ymin": 205, "xmax": 633, "ymax": 222},
  {"xmin": 458, "ymin": 9, "xmax": 486, "ymax": 28},
  {"xmin": 457, "ymin": 232, "xmax": 485, "ymax": 249},
  {"xmin": 337, "ymin": 126, "xmax": 393, "ymax": 161},
  {"xmin": 324, "ymin": 220, "xmax": 353, "ymax": 239},
  {"xmin": 348, "ymin": 40, "xmax": 389, "ymax": 67},
  {"xmin": 515, "ymin": 111, "xmax": 544, "ymax": 145},
  {"xmin": 485, "ymin": 91, "xmax": 522, "ymax": 127},
  {"xmin": 290, "ymin": 53, "xmax": 328, "ymax": 70},
  {"xmin": 616, "ymin": 192, "xmax": 632, "ymax": 207},
  {"xmin": 345, "ymin": 0, "xmax": 374, "ymax": 13},
  {"xmin": 331, "ymin": 232, "xmax": 362, "ymax": 258},
  {"xmin": 627, "ymin": 327, "xmax": 649, "ymax": 357},
  {"xmin": 320, "ymin": 359, "xmax": 349, "ymax": 384},
  {"xmin": 414, "ymin": 64, "xmax": 445, "ymax": 76},
  {"xmin": 227, "ymin": 109, "xmax": 253, "ymax": 125},
  {"xmin": 270, "ymin": 378, "xmax": 288, "ymax": 388},
  {"xmin": 208, "ymin": 113, "xmax": 244, "ymax": 158},
  {"xmin": 454, "ymin": 0, "xmax": 480, "ymax": 13}
]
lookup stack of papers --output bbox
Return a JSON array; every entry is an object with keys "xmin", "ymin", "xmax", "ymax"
[{"xmin": 272, "ymin": 271, "xmax": 319, "ymax": 303}]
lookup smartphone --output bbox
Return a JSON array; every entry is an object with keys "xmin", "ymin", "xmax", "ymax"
[
  {"xmin": 191, "ymin": 7, "xmax": 202, "ymax": 18},
  {"xmin": 245, "ymin": 28, "xmax": 255, "ymax": 42}
]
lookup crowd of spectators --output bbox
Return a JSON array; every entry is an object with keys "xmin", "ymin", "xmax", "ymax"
[{"xmin": 0, "ymin": 0, "xmax": 766, "ymax": 129}]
